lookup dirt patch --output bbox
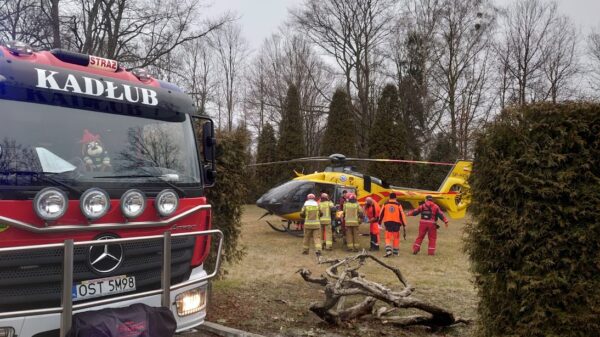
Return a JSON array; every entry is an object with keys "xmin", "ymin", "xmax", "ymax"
[{"xmin": 207, "ymin": 206, "xmax": 478, "ymax": 337}]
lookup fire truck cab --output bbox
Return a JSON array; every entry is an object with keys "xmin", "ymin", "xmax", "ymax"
[{"xmin": 0, "ymin": 41, "xmax": 221, "ymax": 337}]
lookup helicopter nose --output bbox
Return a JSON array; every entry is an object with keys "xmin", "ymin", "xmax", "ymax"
[{"xmin": 256, "ymin": 195, "xmax": 282, "ymax": 213}]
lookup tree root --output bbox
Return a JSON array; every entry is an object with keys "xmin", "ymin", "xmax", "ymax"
[{"xmin": 297, "ymin": 250, "xmax": 470, "ymax": 329}]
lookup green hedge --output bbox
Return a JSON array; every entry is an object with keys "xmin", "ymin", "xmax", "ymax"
[
  {"xmin": 466, "ymin": 102, "xmax": 600, "ymax": 337},
  {"xmin": 205, "ymin": 127, "xmax": 249, "ymax": 276}
]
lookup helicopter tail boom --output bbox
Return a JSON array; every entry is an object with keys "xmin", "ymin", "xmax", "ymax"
[
  {"xmin": 434, "ymin": 160, "xmax": 472, "ymax": 218},
  {"xmin": 437, "ymin": 160, "xmax": 472, "ymax": 192}
]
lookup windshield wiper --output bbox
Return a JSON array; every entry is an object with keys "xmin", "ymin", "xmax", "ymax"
[
  {"xmin": 0, "ymin": 170, "xmax": 81, "ymax": 196},
  {"xmin": 93, "ymin": 174, "xmax": 186, "ymax": 197}
]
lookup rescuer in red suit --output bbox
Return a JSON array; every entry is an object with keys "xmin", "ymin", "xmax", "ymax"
[{"xmin": 407, "ymin": 195, "xmax": 449, "ymax": 255}]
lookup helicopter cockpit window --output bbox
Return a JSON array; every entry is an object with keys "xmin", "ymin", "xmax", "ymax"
[
  {"xmin": 291, "ymin": 183, "xmax": 314, "ymax": 202},
  {"xmin": 262, "ymin": 180, "xmax": 305, "ymax": 201}
]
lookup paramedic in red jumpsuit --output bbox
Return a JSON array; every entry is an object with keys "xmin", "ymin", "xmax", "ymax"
[{"xmin": 407, "ymin": 195, "xmax": 448, "ymax": 255}]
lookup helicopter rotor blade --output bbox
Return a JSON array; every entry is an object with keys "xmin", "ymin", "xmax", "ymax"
[
  {"xmin": 249, "ymin": 157, "xmax": 330, "ymax": 167},
  {"xmin": 250, "ymin": 153, "xmax": 458, "ymax": 167},
  {"xmin": 344, "ymin": 158, "xmax": 455, "ymax": 166}
]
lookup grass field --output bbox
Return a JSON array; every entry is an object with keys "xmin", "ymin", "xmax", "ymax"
[{"xmin": 207, "ymin": 205, "xmax": 478, "ymax": 337}]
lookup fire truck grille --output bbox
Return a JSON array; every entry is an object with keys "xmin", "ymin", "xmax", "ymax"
[{"xmin": 0, "ymin": 236, "xmax": 196, "ymax": 312}]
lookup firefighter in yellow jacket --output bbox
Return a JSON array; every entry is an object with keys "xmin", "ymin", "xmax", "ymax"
[
  {"xmin": 343, "ymin": 193, "xmax": 364, "ymax": 252},
  {"xmin": 300, "ymin": 193, "xmax": 322, "ymax": 256},
  {"xmin": 319, "ymin": 193, "xmax": 336, "ymax": 250}
]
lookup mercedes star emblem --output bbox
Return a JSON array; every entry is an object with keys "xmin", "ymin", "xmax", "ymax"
[{"xmin": 88, "ymin": 234, "xmax": 124, "ymax": 273}]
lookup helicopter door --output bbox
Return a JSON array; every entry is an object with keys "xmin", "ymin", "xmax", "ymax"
[{"xmin": 315, "ymin": 183, "xmax": 335, "ymax": 200}]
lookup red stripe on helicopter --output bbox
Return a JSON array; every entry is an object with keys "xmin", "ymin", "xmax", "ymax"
[{"xmin": 358, "ymin": 194, "xmax": 383, "ymax": 203}]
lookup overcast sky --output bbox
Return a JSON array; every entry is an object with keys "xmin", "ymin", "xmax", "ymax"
[{"xmin": 205, "ymin": 0, "xmax": 600, "ymax": 52}]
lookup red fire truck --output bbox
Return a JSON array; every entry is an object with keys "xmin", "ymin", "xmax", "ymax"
[{"xmin": 0, "ymin": 41, "xmax": 222, "ymax": 337}]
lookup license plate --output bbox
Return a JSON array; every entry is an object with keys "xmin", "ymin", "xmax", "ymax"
[{"xmin": 72, "ymin": 275, "xmax": 136, "ymax": 302}]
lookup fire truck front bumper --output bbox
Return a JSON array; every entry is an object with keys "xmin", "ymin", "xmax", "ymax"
[
  {"xmin": 0, "ymin": 229, "xmax": 223, "ymax": 337},
  {"xmin": 0, "ymin": 266, "xmax": 209, "ymax": 337}
]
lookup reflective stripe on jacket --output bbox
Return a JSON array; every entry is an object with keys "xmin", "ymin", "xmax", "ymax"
[
  {"xmin": 301, "ymin": 202, "xmax": 321, "ymax": 228},
  {"xmin": 343, "ymin": 202, "xmax": 360, "ymax": 226},
  {"xmin": 319, "ymin": 200, "xmax": 334, "ymax": 224}
]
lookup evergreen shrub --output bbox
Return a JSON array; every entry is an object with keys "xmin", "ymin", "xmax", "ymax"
[
  {"xmin": 466, "ymin": 102, "xmax": 600, "ymax": 337},
  {"xmin": 205, "ymin": 127, "xmax": 249, "ymax": 276}
]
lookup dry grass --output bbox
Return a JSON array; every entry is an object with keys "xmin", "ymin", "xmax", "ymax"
[{"xmin": 207, "ymin": 205, "xmax": 478, "ymax": 337}]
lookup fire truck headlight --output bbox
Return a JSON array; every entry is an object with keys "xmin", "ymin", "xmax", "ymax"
[
  {"xmin": 34, "ymin": 188, "xmax": 68, "ymax": 221},
  {"xmin": 121, "ymin": 189, "xmax": 146, "ymax": 219},
  {"xmin": 155, "ymin": 189, "xmax": 179, "ymax": 217},
  {"xmin": 175, "ymin": 288, "xmax": 206, "ymax": 317},
  {"xmin": 80, "ymin": 188, "xmax": 110, "ymax": 220},
  {"xmin": 0, "ymin": 327, "xmax": 15, "ymax": 337}
]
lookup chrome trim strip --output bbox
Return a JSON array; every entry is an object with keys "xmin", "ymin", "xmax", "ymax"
[
  {"xmin": 161, "ymin": 231, "xmax": 172, "ymax": 307},
  {"xmin": 60, "ymin": 240, "xmax": 73, "ymax": 334},
  {"xmin": 0, "ymin": 204, "xmax": 211, "ymax": 234}
]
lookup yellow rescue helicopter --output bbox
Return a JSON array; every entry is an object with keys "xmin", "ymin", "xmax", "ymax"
[{"xmin": 253, "ymin": 154, "xmax": 472, "ymax": 235}]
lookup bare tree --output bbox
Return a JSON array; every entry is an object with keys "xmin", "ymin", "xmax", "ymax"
[
  {"xmin": 43, "ymin": 0, "xmax": 231, "ymax": 68},
  {"xmin": 209, "ymin": 22, "xmax": 249, "ymax": 132},
  {"xmin": 292, "ymin": 0, "xmax": 396, "ymax": 155},
  {"xmin": 246, "ymin": 55, "xmax": 268, "ymax": 135},
  {"xmin": 454, "ymin": 48, "xmax": 495, "ymax": 156},
  {"xmin": 383, "ymin": 0, "xmax": 442, "ymax": 161},
  {"xmin": 1, "ymin": 0, "xmax": 232, "ymax": 69},
  {"xmin": 246, "ymin": 33, "xmax": 332, "ymax": 155},
  {"xmin": 385, "ymin": 0, "xmax": 494, "ymax": 158},
  {"xmin": 429, "ymin": 0, "xmax": 495, "ymax": 157},
  {"xmin": 494, "ymin": 36, "xmax": 516, "ymax": 109},
  {"xmin": 496, "ymin": 0, "xmax": 559, "ymax": 106},
  {"xmin": 587, "ymin": 27, "xmax": 600, "ymax": 95},
  {"xmin": 0, "ymin": 0, "xmax": 53, "ymax": 47},
  {"xmin": 179, "ymin": 39, "xmax": 217, "ymax": 115},
  {"xmin": 539, "ymin": 16, "xmax": 578, "ymax": 103}
]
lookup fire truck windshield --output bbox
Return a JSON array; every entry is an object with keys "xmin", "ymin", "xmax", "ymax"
[{"xmin": 0, "ymin": 99, "xmax": 201, "ymax": 192}]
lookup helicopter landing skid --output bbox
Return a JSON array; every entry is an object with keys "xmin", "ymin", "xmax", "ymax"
[{"xmin": 266, "ymin": 220, "xmax": 304, "ymax": 237}]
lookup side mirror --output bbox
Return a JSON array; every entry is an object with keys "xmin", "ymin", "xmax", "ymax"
[
  {"xmin": 202, "ymin": 121, "xmax": 216, "ymax": 162},
  {"xmin": 192, "ymin": 116, "xmax": 217, "ymax": 187}
]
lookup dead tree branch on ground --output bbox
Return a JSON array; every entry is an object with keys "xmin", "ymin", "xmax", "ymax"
[{"xmin": 298, "ymin": 251, "xmax": 470, "ymax": 330}]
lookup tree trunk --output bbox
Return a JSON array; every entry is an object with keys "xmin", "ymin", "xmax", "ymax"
[{"xmin": 50, "ymin": 0, "xmax": 61, "ymax": 49}]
